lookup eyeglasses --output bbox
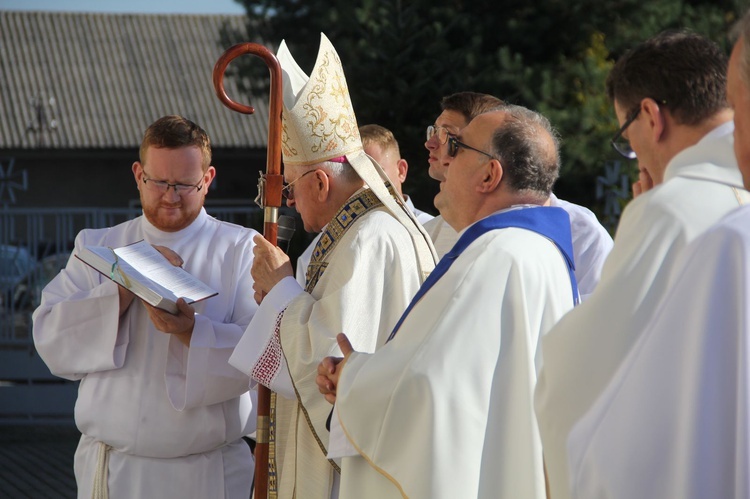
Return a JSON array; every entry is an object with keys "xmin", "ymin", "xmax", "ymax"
[
  {"xmin": 610, "ymin": 108, "xmax": 641, "ymax": 159},
  {"xmin": 426, "ymin": 125, "xmax": 451, "ymax": 144},
  {"xmin": 610, "ymin": 99, "xmax": 667, "ymax": 159},
  {"xmin": 142, "ymin": 171, "xmax": 204, "ymax": 195},
  {"xmin": 447, "ymin": 136, "xmax": 497, "ymax": 160},
  {"xmin": 282, "ymin": 169, "xmax": 317, "ymax": 200}
]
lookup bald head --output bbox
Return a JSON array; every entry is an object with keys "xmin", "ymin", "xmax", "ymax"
[{"xmin": 486, "ymin": 105, "xmax": 561, "ymax": 201}]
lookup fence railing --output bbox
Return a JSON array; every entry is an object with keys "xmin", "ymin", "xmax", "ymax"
[{"xmin": 0, "ymin": 205, "xmax": 264, "ymax": 347}]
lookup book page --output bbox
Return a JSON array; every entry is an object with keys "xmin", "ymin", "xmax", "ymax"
[
  {"xmin": 114, "ymin": 241, "xmax": 216, "ymax": 302},
  {"xmin": 84, "ymin": 245, "xmax": 173, "ymax": 300}
]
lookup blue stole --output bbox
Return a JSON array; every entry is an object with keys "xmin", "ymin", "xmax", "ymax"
[{"xmin": 386, "ymin": 207, "xmax": 578, "ymax": 342}]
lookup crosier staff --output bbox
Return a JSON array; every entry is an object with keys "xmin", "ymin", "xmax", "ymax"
[{"xmin": 212, "ymin": 43, "xmax": 282, "ymax": 499}]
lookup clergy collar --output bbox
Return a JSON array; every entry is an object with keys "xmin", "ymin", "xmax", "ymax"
[{"xmin": 141, "ymin": 207, "xmax": 209, "ymax": 245}]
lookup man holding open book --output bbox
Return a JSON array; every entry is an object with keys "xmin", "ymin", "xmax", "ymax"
[{"xmin": 33, "ymin": 115, "xmax": 259, "ymax": 499}]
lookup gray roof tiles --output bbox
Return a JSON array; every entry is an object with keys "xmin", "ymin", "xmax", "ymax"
[{"xmin": 0, "ymin": 11, "xmax": 269, "ymax": 149}]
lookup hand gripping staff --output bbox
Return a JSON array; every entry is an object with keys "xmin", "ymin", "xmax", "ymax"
[{"xmin": 213, "ymin": 43, "xmax": 282, "ymax": 499}]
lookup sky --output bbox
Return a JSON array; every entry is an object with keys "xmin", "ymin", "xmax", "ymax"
[{"xmin": 0, "ymin": 0, "xmax": 245, "ymax": 15}]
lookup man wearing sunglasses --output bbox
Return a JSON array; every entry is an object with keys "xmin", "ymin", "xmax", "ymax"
[
  {"xmin": 423, "ymin": 91, "xmax": 613, "ymax": 299},
  {"xmin": 318, "ymin": 105, "xmax": 576, "ymax": 498},
  {"xmin": 536, "ymin": 30, "xmax": 750, "ymax": 499},
  {"xmin": 33, "ymin": 116, "xmax": 259, "ymax": 498}
]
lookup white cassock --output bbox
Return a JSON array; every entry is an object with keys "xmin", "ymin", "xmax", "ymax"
[
  {"xmin": 548, "ymin": 193, "xmax": 613, "ymax": 299},
  {"xmin": 566, "ymin": 205, "xmax": 750, "ymax": 499},
  {"xmin": 230, "ymin": 189, "xmax": 422, "ymax": 499},
  {"xmin": 535, "ymin": 121, "xmax": 750, "ymax": 499},
  {"xmin": 32, "ymin": 208, "xmax": 258, "ymax": 499},
  {"xmin": 294, "ymin": 195, "xmax": 433, "ymax": 284},
  {"xmin": 421, "ymin": 214, "xmax": 458, "ymax": 260},
  {"xmin": 421, "ymin": 196, "xmax": 612, "ymax": 298},
  {"xmin": 330, "ymin": 207, "xmax": 576, "ymax": 499}
]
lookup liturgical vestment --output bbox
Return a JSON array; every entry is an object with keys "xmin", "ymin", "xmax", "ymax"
[
  {"xmin": 331, "ymin": 207, "xmax": 576, "ymax": 499},
  {"xmin": 566, "ymin": 205, "xmax": 750, "ymax": 499},
  {"xmin": 33, "ymin": 209, "xmax": 258, "ymax": 498},
  {"xmin": 230, "ymin": 193, "xmax": 422, "ymax": 499},
  {"xmin": 535, "ymin": 121, "xmax": 750, "ymax": 499}
]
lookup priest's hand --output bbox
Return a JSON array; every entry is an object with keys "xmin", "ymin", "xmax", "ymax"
[
  {"xmin": 316, "ymin": 333, "xmax": 355, "ymax": 404},
  {"xmin": 153, "ymin": 245, "xmax": 184, "ymax": 267},
  {"xmin": 119, "ymin": 245, "xmax": 183, "ymax": 316},
  {"xmin": 251, "ymin": 235, "xmax": 294, "ymax": 303},
  {"xmin": 144, "ymin": 298, "xmax": 195, "ymax": 347},
  {"xmin": 632, "ymin": 168, "xmax": 654, "ymax": 198}
]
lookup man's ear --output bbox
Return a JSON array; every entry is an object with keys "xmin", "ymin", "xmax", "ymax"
[
  {"xmin": 397, "ymin": 159, "xmax": 408, "ymax": 183},
  {"xmin": 477, "ymin": 159, "xmax": 503, "ymax": 193},
  {"xmin": 202, "ymin": 166, "xmax": 216, "ymax": 191},
  {"xmin": 132, "ymin": 161, "xmax": 143, "ymax": 187},
  {"xmin": 314, "ymin": 169, "xmax": 330, "ymax": 202},
  {"xmin": 642, "ymin": 98, "xmax": 667, "ymax": 143}
]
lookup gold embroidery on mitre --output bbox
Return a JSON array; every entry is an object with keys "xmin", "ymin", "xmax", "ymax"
[{"xmin": 279, "ymin": 34, "xmax": 362, "ymax": 167}]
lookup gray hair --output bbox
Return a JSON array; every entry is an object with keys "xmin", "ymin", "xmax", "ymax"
[
  {"xmin": 731, "ymin": 10, "xmax": 750, "ymax": 86},
  {"xmin": 316, "ymin": 159, "xmax": 361, "ymax": 184},
  {"xmin": 483, "ymin": 104, "xmax": 561, "ymax": 199}
]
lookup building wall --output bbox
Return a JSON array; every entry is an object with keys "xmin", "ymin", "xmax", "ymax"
[{"xmin": 2, "ymin": 148, "xmax": 266, "ymax": 209}]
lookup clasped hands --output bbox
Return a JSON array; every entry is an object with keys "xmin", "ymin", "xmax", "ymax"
[
  {"xmin": 118, "ymin": 244, "xmax": 195, "ymax": 347},
  {"xmin": 316, "ymin": 333, "xmax": 355, "ymax": 404},
  {"xmin": 632, "ymin": 168, "xmax": 654, "ymax": 198}
]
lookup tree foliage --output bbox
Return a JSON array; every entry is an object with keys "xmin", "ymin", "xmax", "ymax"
[{"xmin": 232, "ymin": 0, "xmax": 744, "ymax": 218}]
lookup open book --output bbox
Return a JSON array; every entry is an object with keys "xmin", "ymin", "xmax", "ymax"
[{"xmin": 76, "ymin": 240, "xmax": 218, "ymax": 313}]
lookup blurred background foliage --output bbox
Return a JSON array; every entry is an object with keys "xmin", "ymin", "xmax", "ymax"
[{"xmin": 226, "ymin": 0, "xmax": 746, "ymax": 231}]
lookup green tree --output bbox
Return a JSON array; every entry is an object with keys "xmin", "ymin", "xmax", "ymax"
[{"xmin": 231, "ymin": 0, "xmax": 744, "ymax": 223}]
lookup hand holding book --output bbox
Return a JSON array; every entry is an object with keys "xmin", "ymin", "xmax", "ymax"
[{"xmin": 76, "ymin": 240, "xmax": 217, "ymax": 314}]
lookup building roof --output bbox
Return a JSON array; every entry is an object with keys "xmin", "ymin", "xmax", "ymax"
[{"xmin": 0, "ymin": 11, "xmax": 270, "ymax": 149}]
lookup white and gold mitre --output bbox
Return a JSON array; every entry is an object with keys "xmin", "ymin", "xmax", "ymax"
[
  {"xmin": 277, "ymin": 33, "xmax": 363, "ymax": 167},
  {"xmin": 276, "ymin": 33, "xmax": 438, "ymax": 278}
]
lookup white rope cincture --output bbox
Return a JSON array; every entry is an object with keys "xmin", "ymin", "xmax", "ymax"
[{"xmin": 91, "ymin": 442, "xmax": 112, "ymax": 499}]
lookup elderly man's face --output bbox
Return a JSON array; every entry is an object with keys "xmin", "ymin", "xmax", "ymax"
[{"xmin": 728, "ymin": 37, "xmax": 750, "ymax": 189}]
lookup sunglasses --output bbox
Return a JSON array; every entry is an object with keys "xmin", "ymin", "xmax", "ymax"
[{"xmin": 447, "ymin": 136, "xmax": 497, "ymax": 160}]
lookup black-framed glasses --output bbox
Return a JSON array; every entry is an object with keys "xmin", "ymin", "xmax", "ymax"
[
  {"xmin": 282, "ymin": 169, "xmax": 317, "ymax": 200},
  {"xmin": 610, "ymin": 108, "xmax": 641, "ymax": 159},
  {"xmin": 610, "ymin": 99, "xmax": 667, "ymax": 159},
  {"xmin": 426, "ymin": 125, "xmax": 451, "ymax": 144},
  {"xmin": 447, "ymin": 136, "xmax": 497, "ymax": 160},
  {"xmin": 142, "ymin": 171, "xmax": 204, "ymax": 195}
]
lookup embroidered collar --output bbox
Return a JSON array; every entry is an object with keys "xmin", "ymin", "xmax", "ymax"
[{"xmin": 305, "ymin": 188, "xmax": 384, "ymax": 291}]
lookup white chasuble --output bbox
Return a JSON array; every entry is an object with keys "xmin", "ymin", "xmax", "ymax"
[
  {"xmin": 231, "ymin": 192, "xmax": 422, "ymax": 499},
  {"xmin": 535, "ymin": 121, "xmax": 750, "ymax": 499},
  {"xmin": 333, "ymin": 209, "xmax": 575, "ymax": 499},
  {"xmin": 567, "ymin": 205, "xmax": 750, "ymax": 499}
]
